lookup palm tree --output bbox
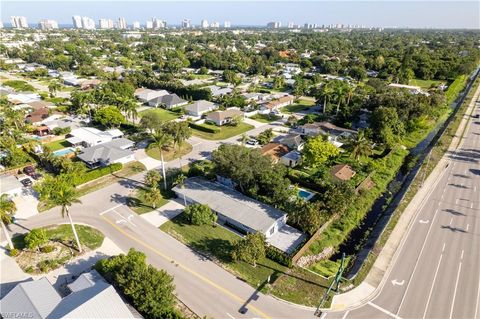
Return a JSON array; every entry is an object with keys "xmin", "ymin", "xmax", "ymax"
[
  {"xmin": 116, "ymin": 96, "xmax": 138, "ymax": 124},
  {"xmin": 48, "ymin": 81, "xmax": 61, "ymax": 98},
  {"xmin": 144, "ymin": 169, "xmax": 162, "ymax": 188},
  {"xmin": 0, "ymin": 194, "xmax": 16, "ymax": 249},
  {"xmin": 51, "ymin": 184, "xmax": 83, "ymax": 253},
  {"xmin": 144, "ymin": 186, "xmax": 162, "ymax": 209},
  {"xmin": 173, "ymin": 174, "xmax": 188, "ymax": 206},
  {"xmin": 150, "ymin": 131, "xmax": 172, "ymax": 189},
  {"xmin": 345, "ymin": 130, "xmax": 373, "ymax": 161},
  {"xmin": 319, "ymin": 81, "xmax": 333, "ymax": 114}
]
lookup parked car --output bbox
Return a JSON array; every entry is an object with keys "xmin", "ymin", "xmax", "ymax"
[
  {"xmin": 20, "ymin": 178, "xmax": 33, "ymax": 187},
  {"xmin": 246, "ymin": 139, "xmax": 259, "ymax": 146},
  {"xmin": 31, "ymin": 173, "xmax": 43, "ymax": 180},
  {"xmin": 23, "ymin": 166, "xmax": 35, "ymax": 176}
]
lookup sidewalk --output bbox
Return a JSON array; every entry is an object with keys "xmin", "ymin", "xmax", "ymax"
[
  {"xmin": 329, "ymin": 81, "xmax": 480, "ymax": 311},
  {"xmin": 141, "ymin": 199, "xmax": 185, "ymax": 227}
]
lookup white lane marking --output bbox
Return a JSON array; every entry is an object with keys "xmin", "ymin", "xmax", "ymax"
[
  {"xmin": 368, "ymin": 302, "xmax": 402, "ymax": 319},
  {"xmin": 423, "ymin": 253, "xmax": 443, "ymax": 319},
  {"xmin": 450, "ymin": 218, "xmax": 453, "ymax": 225},
  {"xmin": 442, "ymin": 242, "xmax": 446, "ymax": 252},
  {"xmin": 474, "ymin": 266, "xmax": 480, "ymax": 319},
  {"xmin": 226, "ymin": 313, "xmax": 236, "ymax": 319},
  {"xmin": 341, "ymin": 310, "xmax": 350, "ymax": 319},
  {"xmin": 116, "ymin": 219, "xmax": 126, "ymax": 224},
  {"xmin": 455, "ymin": 199, "xmax": 459, "ymax": 205},
  {"xmin": 319, "ymin": 312, "xmax": 327, "ymax": 319},
  {"xmin": 442, "ymin": 193, "xmax": 445, "ymax": 200},
  {"xmin": 474, "ymin": 186, "xmax": 477, "ymax": 192},
  {"xmin": 397, "ymin": 203, "xmax": 441, "ymax": 315},
  {"xmin": 450, "ymin": 262, "xmax": 463, "ymax": 319},
  {"xmin": 461, "ymin": 250, "xmax": 464, "ymax": 260},
  {"xmin": 391, "ymin": 279, "xmax": 405, "ymax": 286},
  {"xmin": 111, "ymin": 209, "xmax": 137, "ymax": 227},
  {"xmin": 467, "ymin": 224, "xmax": 470, "ymax": 232},
  {"xmin": 99, "ymin": 203, "xmax": 124, "ymax": 215},
  {"xmin": 419, "ymin": 219, "xmax": 430, "ymax": 224},
  {"xmin": 471, "ymin": 202, "xmax": 474, "ymax": 209}
]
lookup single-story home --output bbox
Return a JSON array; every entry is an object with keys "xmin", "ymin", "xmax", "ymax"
[
  {"xmin": 172, "ymin": 177, "xmax": 305, "ymax": 253},
  {"xmin": 207, "ymin": 85, "xmax": 233, "ymax": 97},
  {"xmin": 261, "ymin": 143, "xmax": 289, "ymax": 164},
  {"xmin": 263, "ymin": 95, "xmax": 295, "ymax": 112},
  {"xmin": 134, "ymin": 88, "xmax": 169, "ymax": 103},
  {"xmin": 205, "ymin": 109, "xmax": 244, "ymax": 126},
  {"xmin": 63, "ymin": 76, "xmax": 83, "ymax": 87},
  {"xmin": 279, "ymin": 134, "xmax": 304, "ymax": 151},
  {"xmin": 77, "ymin": 138, "xmax": 135, "ymax": 168},
  {"xmin": 25, "ymin": 107, "xmax": 50, "ymax": 124},
  {"xmin": 80, "ymin": 79, "xmax": 101, "ymax": 90},
  {"xmin": 148, "ymin": 93, "xmax": 188, "ymax": 109},
  {"xmin": 7, "ymin": 92, "xmax": 41, "ymax": 105},
  {"xmin": 67, "ymin": 127, "xmax": 123, "ymax": 148},
  {"xmin": 184, "ymin": 100, "xmax": 218, "ymax": 116},
  {"xmin": 34, "ymin": 125, "xmax": 51, "ymax": 136},
  {"xmin": 0, "ymin": 271, "xmax": 135, "ymax": 319},
  {"xmin": 330, "ymin": 164, "xmax": 356, "ymax": 181},
  {"xmin": 280, "ymin": 150, "xmax": 302, "ymax": 167},
  {"xmin": 0, "ymin": 174, "xmax": 23, "ymax": 197},
  {"xmin": 299, "ymin": 121, "xmax": 356, "ymax": 138}
]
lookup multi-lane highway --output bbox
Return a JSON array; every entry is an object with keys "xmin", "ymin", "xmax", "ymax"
[{"xmin": 325, "ymin": 88, "xmax": 480, "ymax": 319}]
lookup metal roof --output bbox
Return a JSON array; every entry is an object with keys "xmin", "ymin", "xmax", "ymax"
[{"xmin": 173, "ymin": 177, "xmax": 286, "ymax": 233}]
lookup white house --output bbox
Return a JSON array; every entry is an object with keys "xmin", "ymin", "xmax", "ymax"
[
  {"xmin": 66, "ymin": 127, "xmax": 123, "ymax": 148},
  {"xmin": 77, "ymin": 138, "xmax": 135, "ymax": 168},
  {"xmin": 184, "ymin": 100, "xmax": 218, "ymax": 116},
  {"xmin": 205, "ymin": 109, "xmax": 244, "ymax": 126},
  {"xmin": 134, "ymin": 88, "xmax": 169, "ymax": 103},
  {"xmin": 148, "ymin": 93, "xmax": 188, "ymax": 109},
  {"xmin": 280, "ymin": 150, "xmax": 302, "ymax": 168}
]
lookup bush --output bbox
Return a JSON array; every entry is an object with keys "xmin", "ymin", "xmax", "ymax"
[
  {"xmin": 265, "ymin": 245, "xmax": 293, "ymax": 268},
  {"xmin": 188, "ymin": 122, "xmax": 220, "ymax": 133},
  {"xmin": 25, "ymin": 266, "xmax": 35, "ymax": 273},
  {"xmin": 184, "ymin": 203, "xmax": 217, "ymax": 226},
  {"xmin": 52, "ymin": 127, "xmax": 71, "ymax": 135},
  {"xmin": 73, "ymin": 163, "xmax": 122, "ymax": 185},
  {"xmin": 40, "ymin": 245, "xmax": 55, "ymax": 253},
  {"xmin": 188, "ymin": 160, "xmax": 216, "ymax": 179},
  {"xmin": 9, "ymin": 248, "xmax": 19, "ymax": 257},
  {"xmin": 25, "ymin": 228, "xmax": 48, "ymax": 251}
]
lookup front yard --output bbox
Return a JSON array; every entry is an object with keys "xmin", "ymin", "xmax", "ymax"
[
  {"xmin": 191, "ymin": 122, "xmax": 254, "ymax": 140},
  {"xmin": 250, "ymin": 113, "xmax": 282, "ymax": 123},
  {"xmin": 43, "ymin": 139, "xmax": 70, "ymax": 151},
  {"xmin": 12, "ymin": 224, "xmax": 104, "ymax": 274},
  {"xmin": 280, "ymin": 99, "xmax": 316, "ymax": 114},
  {"xmin": 139, "ymin": 108, "xmax": 181, "ymax": 122},
  {"xmin": 146, "ymin": 142, "xmax": 192, "ymax": 162},
  {"xmin": 160, "ymin": 213, "xmax": 329, "ymax": 306},
  {"xmin": 127, "ymin": 187, "xmax": 172, "ymax": 214}
]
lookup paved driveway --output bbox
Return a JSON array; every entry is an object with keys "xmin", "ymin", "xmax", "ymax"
[{"xmin": 141, "ymin": 199, "xmax": 185, "ymax": 227}]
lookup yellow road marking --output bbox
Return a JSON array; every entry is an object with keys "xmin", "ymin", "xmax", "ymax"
[{"xmin": 101, "ymin": 215, "xmax": 272, "ymax": 319}]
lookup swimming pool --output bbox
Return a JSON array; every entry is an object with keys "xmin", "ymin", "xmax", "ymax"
[
  {"xmin": 298, "ymin": 188, "xmax": 315, "ymax": 201},
  {"xmin": 53, "ymin": 148, "xmax": 75, "ymax": 157}
]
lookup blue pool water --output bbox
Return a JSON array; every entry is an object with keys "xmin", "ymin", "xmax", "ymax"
[
  {"xmin": 298, "ymin": 188, "xmax": 314, "ymax": 200},
  {"xmin": 53, "ymin": 148, "xmax": 74, "ymax": 157}
]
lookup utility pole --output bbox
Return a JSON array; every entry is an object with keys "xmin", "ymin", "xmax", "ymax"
[{"xmin": 315, "ymin": 253, "xmax": 346, "ymax": 316}]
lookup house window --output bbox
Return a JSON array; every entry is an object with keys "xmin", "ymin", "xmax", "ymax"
[{"xmin": 269, "ymin": 226, "xmax": 275, "ymax": 235}]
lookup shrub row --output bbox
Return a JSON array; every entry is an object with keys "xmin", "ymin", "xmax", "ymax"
[
  {"xmin": 188, "ymin": 122, "xmax": 220, "ymax": 133},
  {"xmin": 266, "ymin": 245, "xmax": 293, "ymax": 268},
  {"xmin": 73, "ymin": 163, "xmax": 123, "ymax": 186}
]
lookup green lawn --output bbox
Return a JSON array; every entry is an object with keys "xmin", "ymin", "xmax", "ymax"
[
  {"xmin": 43, "ymin": 139, "xmax": 70, "ymax": 151},
  {"xmin": 160, "ymin": 213, "xmax": 330, "ymax": 306},
  {"xmin": 2, "ymin": 80, "xmax": 35, "ymax": 92},
  {"xmin": 250, "ymin": 114, "xmax": 282, "ymax": 123},
  {"xmin": 146, "ymin": 142, "xmax": 193, "ymax": 162},
  {"xmin": 191, "ymin": 122, "xmax": 254, "ymax": 140},
  {"xmin": 127, "ymin": 187, "xmax": 171, "ymax": 214},
  {"xmin": 280, "ymin": 99, "xmax": 316, "ymax": 114},
  {"xmin": 408, "ymin": 78, "xmax": 444, "ymax": 89},
  {"xmin": 139, "ymin": 108, "xmax": 181, "ymax": 122}
]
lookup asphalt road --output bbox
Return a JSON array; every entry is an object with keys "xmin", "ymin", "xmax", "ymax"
[{"xmin": 324, "ymin": 99, "xmax": 480, "ymax": 318}]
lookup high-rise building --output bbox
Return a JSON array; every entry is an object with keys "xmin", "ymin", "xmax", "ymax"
[
  {"xmin": 38, "ymin": 19, "xmax": 58, "ymax": 30},
  {"xmin": 182, "ymin": 19, "xmax": 191, "ymax": 28},
  {"xmin": 287, "ymin": 21, "xmax": 294, "ymax": 29},
  {"xmin": 0, "ymin": 21, "xmax": 3, "ymax": 29},
  {"xmin": 72, "ymin": 15, "xmax": 82, "ymax": 28},
  {"xmin": 224, "ymin": 21, "xmax": 231, "ymax": 28},
  {"xmin": 267, "ymin": 21, "xmax": 281, "ymax": 29},
  {"xmin": 118, "ymin": 17, "xmax": 127, "ymax": 29},
  {"xmin": 210, "ymin": 21, "xmax": 220, "ymax": 28},
  {"xmin": 99, "ymin": 19, "xmax": 114, "ymax": 29},
  {"xmin": 151, "ymin": 18, "xmax": 166, "ymax": 29},
  {"xmin": 11, "ymin": 16, "xmax": 29, "ymax": 28},
  {"xmin": 81, "ymin": 16, "xmax": 96, "ymax": 29},
  {"xmin": 201, "ymin": 19, "xmax": 209, "ymax": 28},
  {"xmin": 132, "ymin": 21, "xmax": 140, "ymax": 29},
  {"xmin": 146, "ymin": 20, "xmax": 153, "ymax": 29}
]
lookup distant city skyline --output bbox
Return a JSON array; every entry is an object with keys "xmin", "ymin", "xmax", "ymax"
[{"xmin": 1, "ymin": 1, "xmax": 479, "ymax": 29}]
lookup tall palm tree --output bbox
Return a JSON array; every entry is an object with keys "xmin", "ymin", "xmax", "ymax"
[
  {"xmin": 51, "ymin": 184, "xmax": 83, "ymax": 253},
  {"xmin": 150, "ymin": 131, "xmax": 172, "ymax": 189},
  {"xmin": 48, "ymin": 81, "xmax": 61, "ymax": 98},
  {"xmin": 320, "ymin": 81, "xmax": 333, "ymax": 114},
  {"xmin": 0, "ymin": 194, "xmax": 16, "ymax": 249},
  {"xmin": 173, "ymin": 173, "xmax": 187, "ymax": 206},
  {"xmin": 345, "ymin": 130, "xmax": 373, "ymax": 161},
  {"xmin": 144, "ymin": 186, "xmax": 162, "ymax": 209},
  {"xmin": 116, "ymin": 96, "xmax": 138, "ymax": 124}
]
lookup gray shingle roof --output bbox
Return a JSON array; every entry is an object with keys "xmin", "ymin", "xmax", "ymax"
[
  {"xmin": 173, "ymin": 177, "xmax": 286, "ymax": 233},
  {"xmin": 77, "ymin": 138, "xmax": 134, "ymax": 165}
]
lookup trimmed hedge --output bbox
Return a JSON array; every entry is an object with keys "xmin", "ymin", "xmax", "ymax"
[
  {"xmin": 74, "ymin": 163, "xmax": 122, "ymax": 186},
  {"xmin": 266, "ymin": 245, "xmax": 293, "ymax": 268},
  {"xmin": 188, "ymin": 122, "xmax": 220, "ymax": 133}
]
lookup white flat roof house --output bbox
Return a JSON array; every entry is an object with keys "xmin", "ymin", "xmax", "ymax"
[
  {"xmin": 67, "ymin": 127, "xmax": 123, "ymax": 148},
  {"xmin": 173, "ymin": 177, "xmax": 305, "ymax": 253}
]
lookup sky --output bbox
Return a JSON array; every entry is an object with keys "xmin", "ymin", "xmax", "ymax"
[{"xmin": 1, "ymin": 1, "xmax": 479, "ymax": 29}]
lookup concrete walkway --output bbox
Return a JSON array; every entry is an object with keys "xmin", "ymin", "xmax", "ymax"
[
  {"xmin": 141, "ymin": 199, "xmax": 185, "ymax": 227},
  {"xmin": 12, "ymin": 189, "xmax": 39, "ymax": 220},
  {"xmin": 329, "ymin": 78, "xmax": 480, "ymax": 311}
]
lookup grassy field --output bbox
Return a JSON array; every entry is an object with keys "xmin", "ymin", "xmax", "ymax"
[
  {"xmin": 161, "ymin": 213, "xmax": 329, "ymax": 306},
  {"xmin": 12, "ymin": 224, "xmax": 104, "ymax": 274},
  {"xmin": 139, "ymin": 108, "xmax": 181, "ymax": 122},
  {"xmin": 445, "ymin": 75, "xmax": 468, "ymax": 105},
  {"xmin": 191, "ymin": 122, "xmax": 254, "ymax": 140},
  {"xmin": 128, "ymin": 187, "xmax": 172, "ymax": 214},
  {"xmin": 3, "ymin": 80, "xmax": 35, "ymax": 92},
  {"xmin": 408, "ymin": 78, "xmax": 444, "ymax": 89},
  {"xmin": 250, "ymin": 113, "xmax": 282, "ymax": 123},
  {"xmin": 146, "ymin": 142, "xmax": 192, "ymax": 162},
  {"xmin": 43, "ymin": 139, "xmax": 70, "ymax": 151},
  {"xmin": 280, "ymin": 99, "xmax": 316, "ymax": 114}
]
